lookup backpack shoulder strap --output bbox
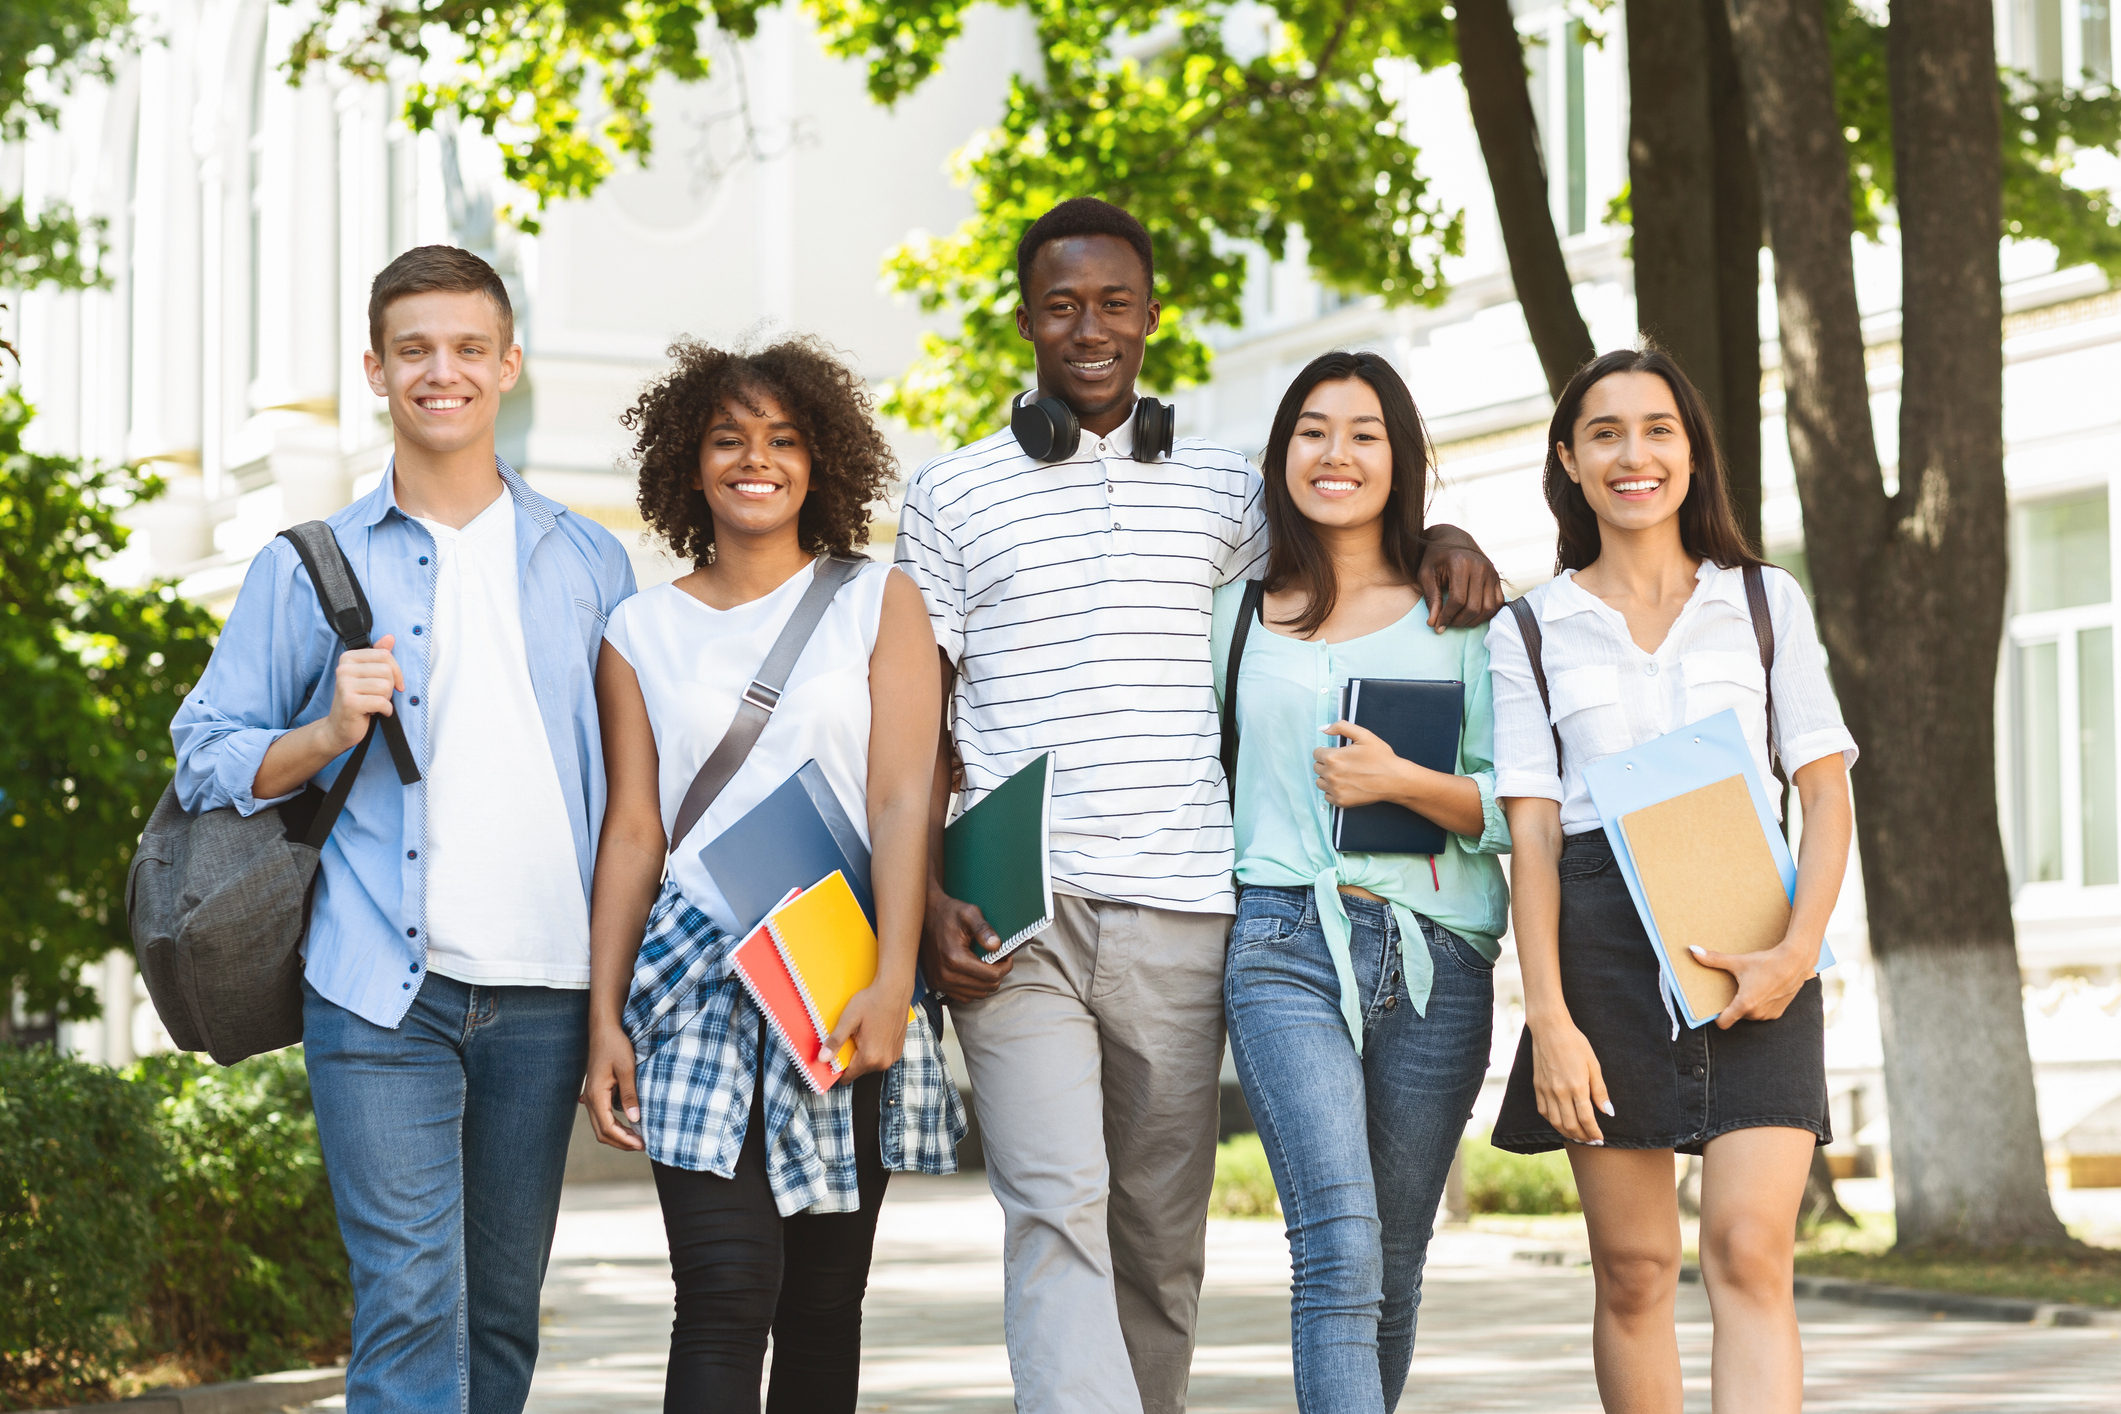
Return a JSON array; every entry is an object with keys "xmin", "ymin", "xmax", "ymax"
[
  {"xmin": 1742, "ymin": 563, "xmax": 1786, "ymax": 785},
  {"xmin": 1506, "ymin": 596, "xmax": 1565, "ymax": 775},
  {"xmin": 669, "ymin": 555, "xmax": 867, "ymax": 854},
  {"xmin": 1219, "ymin": 579, "xmax": 1267, "ymax": 796},
  {"xmin": 276, "ymin": 523, "xmax": 420, "ymax": 851},
  {"xmin": 280, "ymin": 522, "xmax": 420, "ymax": 787}
]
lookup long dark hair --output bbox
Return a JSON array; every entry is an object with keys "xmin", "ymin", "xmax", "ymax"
[
  {"xmin": 1544, "ymin": 346, "xmax": 1763, "ymax": 573},
  {"xmin": 1261, "ymin": 350, "xmax": 1433, "ymax": 637}
]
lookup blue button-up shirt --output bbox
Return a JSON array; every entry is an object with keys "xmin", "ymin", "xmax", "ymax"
[{"xmin": 171, "ymin": 460, "xmax": 636, "ymax": 1027}]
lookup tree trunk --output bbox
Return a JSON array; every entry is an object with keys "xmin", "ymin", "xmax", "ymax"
[
  {"xmin": 1870, "ymin": 0, "xmax": 2069, "ymax": 1250},
  {"xmin": 1707, "ymin": 0, "xmax": 1765, "ymax": 553},
  {"xmin": 1628, "ymin": 0, "xmax": 1723, "ymax": 402},
  {"xmin": 1802, "ymin": 1147, "xmax": 1858, "ymax": 1227},
  {"xmin": 1628, "ymin": 0, "xmax": 1767, "ymax": 551},
  {"xmin": 1454, "ymin": 0, "xmax": 1596, "ymax": 400},
  {"xmin": 1727, "ymin": 0, "xmax": 2070, "ymax": 1250}
]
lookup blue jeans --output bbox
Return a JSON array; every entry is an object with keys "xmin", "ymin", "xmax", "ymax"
[
  {"xmin": 1225, "ymin": 886, "xmax": 1493, "ymax": 1414},
  {"xmin": 304, "ymin": 975, "xmax": 588, "ymax": 1414}
]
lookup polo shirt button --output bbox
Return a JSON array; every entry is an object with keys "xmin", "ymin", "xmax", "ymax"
[
  {"xmin": 403, "ymin": 982, "xmax": 412, "ymax": 990},
  {"xmin": 1644, "ymin": 661, "xmax": 1659, "ymax": 676},
  {"xmin": 408, "ymin": 696, "xmax": 420, "ymax": 705},
  {"xmin": 406, "ymin": 850, "xmax": 417, "ymax": 860},
  {"xmin": 407, "ymin": 927, "xmax": 418, "ymax": 937},
  {"xmin": 410, "ymin": 963, "xmax": 421, "ymax": 973},
  {"xmin": 418, "ymin": 556, "xmax": 429, "ymax": 565},
  {"xmin": 412, "ymin": 625, "xmax": 424, "ymax": 635}
]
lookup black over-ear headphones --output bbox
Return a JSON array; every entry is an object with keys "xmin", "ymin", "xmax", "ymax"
[{"xmin": 1011, "ymin": 391, "xmax": 1177, "ymax": 463}]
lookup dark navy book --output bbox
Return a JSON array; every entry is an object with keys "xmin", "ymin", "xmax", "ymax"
[
  {"xmin": 698, "ymin": 760, "xmax": 874, "ymax": 934},
  {"xmin": 1332, "ymin": 679, "xmax": 1465, "ymax": 856}
]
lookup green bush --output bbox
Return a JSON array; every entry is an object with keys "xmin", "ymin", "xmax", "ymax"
[
  {"xmin": 131, "ymin": 1051, "xmax": 351, "ymax": 1379},
  {"xmin": 1462, "ymin": 1132, "xmax": 1582, "ymax": 1215},
  {"xmin": 1209, "ymin": 1132, "xmax": 1282, "ymax": 1219},
  {"xmin": 0, "ymin": 1046, "xmax": 161, "ymax": 1408}
]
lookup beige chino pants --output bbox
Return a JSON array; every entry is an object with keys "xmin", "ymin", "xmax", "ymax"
[{"xmin": 951, "ymin": 893, "xmax": 1232, "ymax": 1414}]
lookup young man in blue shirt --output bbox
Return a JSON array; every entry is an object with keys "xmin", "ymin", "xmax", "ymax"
[{"xmin": 171, "ymin": 246, "xmax": 633, "ymax": 1414}]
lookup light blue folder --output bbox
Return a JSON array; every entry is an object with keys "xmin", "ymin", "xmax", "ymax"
[{"xmin": 1579, "ymin": 709, "xmax": 1833, "ymax": 1030}]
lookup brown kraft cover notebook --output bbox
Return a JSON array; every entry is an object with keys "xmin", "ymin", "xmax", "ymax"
[{"xmin": 1618, "ymin": 774, "xmax": 1793, "ymax": 1019}]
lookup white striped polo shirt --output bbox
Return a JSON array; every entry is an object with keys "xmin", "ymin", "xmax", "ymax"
[{"xmin": 894, "ymin": 412, "xmax": 1269, "ymax": 915}]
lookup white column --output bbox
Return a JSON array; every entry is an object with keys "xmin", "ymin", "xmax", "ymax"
[
  {"xmin": 752, "ymin": 9, "xmax": 796, "ymax": 329},
  {"xmin": 129, "ymin": 4, "xmax": 212, "ymax": 569}
]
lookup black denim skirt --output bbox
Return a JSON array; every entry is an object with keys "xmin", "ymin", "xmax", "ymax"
[{"xmin": 1492, "ymin": 830, "xmax": 1830, "ymax": 1156}]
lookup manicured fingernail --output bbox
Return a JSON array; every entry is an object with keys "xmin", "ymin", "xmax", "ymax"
[
  {"xmin": 1688, "ymin": 945, "xmax": 1705, "ymax": 956},
  {"xmin": 1588, "ymin": 1139, "xmax": 1605, "ymax": 1146},
  {"xmin": 1601, "ymin": 1101, "xmax": 1615, "ymax": 1117}
]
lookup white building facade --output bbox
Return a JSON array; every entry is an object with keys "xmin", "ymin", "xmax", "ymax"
[{"xmin": 9, "ymin": 0, "xmax": 2118, "ymax": 1185}]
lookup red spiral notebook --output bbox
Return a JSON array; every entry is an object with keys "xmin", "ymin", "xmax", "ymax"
[{"xmin": 729, "ymin": 887, "xmax": 844, "ymax": 1094}]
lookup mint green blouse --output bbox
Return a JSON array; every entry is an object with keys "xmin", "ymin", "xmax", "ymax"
[{"xmin": 1210, "ymin": 582, "xmax": 1511, "ymax": 1051}]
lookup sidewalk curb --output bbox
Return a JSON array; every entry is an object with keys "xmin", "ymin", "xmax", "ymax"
[
  {"xmin": 27, "ymin": 1367, "xmax": 344, "ymax": 1414},
  {"xmin": 1679, "ymin": 1265, "xmax": 2121, "ymax": 1328}
]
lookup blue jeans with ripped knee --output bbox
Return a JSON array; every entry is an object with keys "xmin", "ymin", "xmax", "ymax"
[{"xmin": 1225, "ymin": 885, "xmax": 1493, "ymax": 1414}]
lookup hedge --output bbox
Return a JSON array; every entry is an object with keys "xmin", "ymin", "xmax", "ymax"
[{"xmin": 0, "ymin": 1047, "xmax": 350, "ymax": 1409}]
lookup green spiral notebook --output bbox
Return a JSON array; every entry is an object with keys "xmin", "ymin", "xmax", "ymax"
[{"xmin": 943, "ymin": 752, "xmax": 1055, "ymax": 963}]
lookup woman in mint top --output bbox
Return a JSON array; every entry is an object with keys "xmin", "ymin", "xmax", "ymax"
[{"xmin": 1211, "ymin": 351, "xmax": 1508, "ymax": 1413}]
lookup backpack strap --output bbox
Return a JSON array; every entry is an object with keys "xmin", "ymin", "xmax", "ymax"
[
  {"xmin": 669, "ymin": 556, "xmax": 868, "ymax": 854},
  {"xmin": 280, "ymin": 522, "xmax": 421, "ymax": 787},
  {"xmin": 277, "ymin": 523, "xmax": 422, "ymax": 850},
  {"xmin": 1218, "ymin": 579, "xmax": 1267, "ymax": 796},
  {"xmin": 1506, "ymin": 596, "xmax": 1565, "ymax": 776},
  {"xmin": 1742, "ymin": 563, "xmax": 1787, "ymax": 788}
]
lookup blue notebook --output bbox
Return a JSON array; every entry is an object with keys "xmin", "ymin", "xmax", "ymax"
[
  {"xmin": 698, "ymin": 760, "xmax": 874, "ymax": 934},
  {"xmin": 1331, "ymin": 678, "xmax": 1465, "ymax": 856}
]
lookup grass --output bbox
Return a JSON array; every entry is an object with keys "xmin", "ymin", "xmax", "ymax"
[
  {"xmin": 1209, "ymin": 1133, "xmax": 1281, "ymax": 1218},
  {"xmin": 1793, "ymin": 1212, "xmax": 2121, "ymax": 1310},
  {"xmin": 1462, "ymin": 1133, "xmax": 1582, "ymax": 1215}
]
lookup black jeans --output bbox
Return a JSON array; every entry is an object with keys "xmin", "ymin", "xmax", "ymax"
[{"xmin": 651, "ymin": 1027, "xmax": 889, "ymax": 1414}]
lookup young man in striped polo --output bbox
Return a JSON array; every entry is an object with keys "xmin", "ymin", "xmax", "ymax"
[{"xmin": 893, "ymin": 197, "xmax": 1504, "ymax": 1413}]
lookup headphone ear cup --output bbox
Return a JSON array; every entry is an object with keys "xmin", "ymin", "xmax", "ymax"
[
  {"xmin": 1133, "ymin": 397, "xmax": 1176, "ymax": 462},
  {"xmin": 1011, "ymin": 392, "xmax": 1081, "ymax": 461}
]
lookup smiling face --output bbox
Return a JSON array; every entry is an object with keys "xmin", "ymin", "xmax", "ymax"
[
  {"xmin": 1015, "ymin": 234, "xmax": 1161, "ymax": 431},
  {"xmin": 1558, "ymin": 370, "xmax": 1694, "ymax": 535},
  {"xmin": 363, "ymin": 289, "xmax": 520, "ymax": 457},
  {"xmin": 696, "ymin": 388, "xmax": 811, "ymax": 547},
  {"xmin": 1284, "ymin": 377, "xmax": 1396, "ymax": 530}
]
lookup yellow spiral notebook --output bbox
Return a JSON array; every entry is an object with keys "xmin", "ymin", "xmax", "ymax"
[{"xmin": 766, "ymin": 870, "xmax": 878, "ymax": 1085}]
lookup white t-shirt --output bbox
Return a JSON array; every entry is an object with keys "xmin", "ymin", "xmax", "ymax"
[
  {"xmin": 1485, "ymin": 561, "xmax": 1859, "ymax": 834},
  {"xmin": 603, "ymin": 559, "xmax": 891, "ymax": 937},
  {"xmin": 415, "ymin": 491, "xmax": 592, "ymax": 987},
  {"xmin": 893, "ymin": 414, "xmax": 1268, "ymax": 915}
]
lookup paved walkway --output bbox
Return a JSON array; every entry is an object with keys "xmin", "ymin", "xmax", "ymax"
[{"xmin": 509, "ymin": 1174, "xmax": 2120, "ymax": 1413}]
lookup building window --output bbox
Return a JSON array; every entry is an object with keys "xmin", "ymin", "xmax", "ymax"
[
  {"xmin": 2088, "ymin": 0, "xmax": 2115, "ymax": 82},
  {"xmin": 2017, "ymin": 0, "xmax": 2066, "ymax": 79},
  {"xmin": 247, "ymin": 40, "xmax": 267, "ymax": 394},
  {"xmin": 2010, "ymin": 488, "xmax": 2118, "ymax": 888},
  {"xmin": 1565, "ymin": 21, "xmax": 1587, "ymax": 237}
]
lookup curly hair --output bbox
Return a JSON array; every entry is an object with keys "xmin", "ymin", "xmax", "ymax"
[{"xmin": 620, "ymin": 335, "xmax": 896, "ymax": 564}]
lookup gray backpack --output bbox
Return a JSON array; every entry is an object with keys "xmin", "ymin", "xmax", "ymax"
[{"xmin": 126, "ymin": 522, "xmax": 421, "ymax": 1065}]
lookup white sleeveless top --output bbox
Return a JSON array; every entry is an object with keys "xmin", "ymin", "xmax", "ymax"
[{"xmin": 603, "ymin": 558, "xmax": 890, "ymax": 935}]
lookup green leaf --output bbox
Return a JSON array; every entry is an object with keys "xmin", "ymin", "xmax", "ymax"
[{"xmin": 0, "ymin": 391, "xmax": 220, "ymax": 1024}]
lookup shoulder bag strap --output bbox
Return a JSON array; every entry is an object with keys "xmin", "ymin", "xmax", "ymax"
[
  {"xmin": 1506, "ymin": 596, "xmax": 1565, "ymax": 774},
  {"xmin": 1219, "ymin": 579, "xmax": 1267, "ymax": 796},
  {"xmin": 669, "ymin": 556, "xmax": 867, "ymax": 855},
  {"xmin": 1741, "ymin": 562, "xmax": 1787, "ymax": 788}
]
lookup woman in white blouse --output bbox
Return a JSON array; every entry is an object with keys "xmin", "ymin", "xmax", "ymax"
[{"xmin": 1485, "ymin": 347, "xmax": 1855, "ymax": 1413}]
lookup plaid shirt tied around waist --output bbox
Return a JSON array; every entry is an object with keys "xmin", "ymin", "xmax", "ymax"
[{"xmin": 624, "ymin": 878, "xmax": 966, "ymax": 1215}]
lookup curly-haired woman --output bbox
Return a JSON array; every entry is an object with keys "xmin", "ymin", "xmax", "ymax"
[{"xmin": 578, "ymin": 336, "xmax": 963, "ymax": 1413}]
